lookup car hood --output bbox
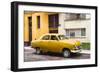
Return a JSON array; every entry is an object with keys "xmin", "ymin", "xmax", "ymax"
[{"xmin": 60, "ymin": 39, "xmax": 81, "ymax": 46}]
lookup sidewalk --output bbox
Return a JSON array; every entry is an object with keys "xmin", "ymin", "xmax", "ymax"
[
  {"xmin": 24, "ymin": 46, "xmax": 32, "ymax": 49},
  {"xmin": 80, "ymin": 50, "xmax": 90, "ymax": 54}
]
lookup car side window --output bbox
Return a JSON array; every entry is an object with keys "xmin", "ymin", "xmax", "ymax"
[
  {"xmin": 42, "ymin": 35, "xmax": 50, "ymax": 40},
  {"xmin": 50, "ymin": 35, "xmax": 58, "ymax": 40}
]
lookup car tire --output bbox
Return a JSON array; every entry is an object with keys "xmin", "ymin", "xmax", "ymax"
[
  {"xmin": 63, "ymin": 49, "xmax": 71, "ymax": 58},
  {"xmin": 36, "ymin": 48, "xmax": 41, "ymax": 54}
]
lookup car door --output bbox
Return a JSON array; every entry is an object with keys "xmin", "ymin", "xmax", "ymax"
[
  {"xmin": 40, "ymin": 35, "xmax": 50, "ymax": 52},
  {"xmin": 48, "ymin": 35, "xmax": 60, "ymax": 53}
]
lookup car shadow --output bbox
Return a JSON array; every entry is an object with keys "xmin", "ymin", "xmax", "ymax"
[{"xmin": 33, "ymin": 52, "xmax": 82, "ymax": 58}]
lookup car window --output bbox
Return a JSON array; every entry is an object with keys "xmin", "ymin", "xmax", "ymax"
[
  {"xmin": 58, "ymin": 35, "xmax": 68, "ymax": 40},
  {"xmin": 50, "ymin": 35, "xmax": 58, "ymax": 40},
  {"xmin": 42, "ymin": 35, "xmax": 50, "ymax": 40}
]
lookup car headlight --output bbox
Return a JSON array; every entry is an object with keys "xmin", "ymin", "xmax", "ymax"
[{"xmin": 76, "ymin": 46, "xmax": 81, "ymax": 49}]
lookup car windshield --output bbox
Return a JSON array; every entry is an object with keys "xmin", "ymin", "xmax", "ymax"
[{"xmin": 58, "ymin": 35, "xmax": 68, "ymax": 40}]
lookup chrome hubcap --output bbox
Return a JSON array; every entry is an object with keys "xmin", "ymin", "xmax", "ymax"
[
  {"xmin": 36, "ymin": 49, "xmax": 40, "ymax": 54},
  {"xmin": 63, "ymin": 50, "xmax": 69, "ymax": 57}
]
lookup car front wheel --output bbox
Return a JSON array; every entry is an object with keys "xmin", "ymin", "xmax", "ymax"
[{"xmin": 63, "ymin": 49, "xmax": 71, "ymax": 58}]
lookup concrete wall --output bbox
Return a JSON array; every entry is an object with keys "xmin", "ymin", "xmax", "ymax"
[
  {"xmin": 58, "ymin": 13, "xmax": 66, "ymax": 35},
  {"xmin": 24, "ymin": 12, "xmax": 49, "ymax": 42},
  {"xmin": 64, "ymin": 20, "xmax": 91, "ymax": 42},
  {"xmin": 32, "ymin": 13, "xmax": 49, "ymax": 40},
  {"xmin": 59, "ymin": 13, "xmax": 91, "ymax": 42}
]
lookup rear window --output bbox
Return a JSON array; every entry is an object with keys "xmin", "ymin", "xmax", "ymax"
[{"xmin": 42, "ymin": 35, "xmax": 50, "ymax": 40}]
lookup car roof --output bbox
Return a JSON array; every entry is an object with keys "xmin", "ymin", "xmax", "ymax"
[
  {"xmin": 39, "ymin": 33, "xmax": 65, "ymax": 39},
  {"xmin": 43, "ymin": 33, "xmax": 64, "ymax": 36}
]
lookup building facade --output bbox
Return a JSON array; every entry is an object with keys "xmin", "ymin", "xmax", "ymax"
[
  {"xmin": 24, "ymin": 12, "xmax": 59, "ymax": 45},
  {"xmin": 24, "ymin": 12, "xmax": 90, "ymax": 46}
]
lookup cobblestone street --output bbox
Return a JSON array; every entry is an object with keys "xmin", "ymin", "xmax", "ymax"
[{"xmin": 24, "ymin": 46, "xmax": 90, "ymax": 62}]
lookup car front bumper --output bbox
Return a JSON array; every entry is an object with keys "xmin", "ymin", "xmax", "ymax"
[{"xmin": 71, "ymin": 49, "xmax": 81, "ymax": 53}]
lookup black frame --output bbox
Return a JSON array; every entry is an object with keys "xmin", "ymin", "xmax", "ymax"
[{"xmin": 11, "ymin": 1, "xmax": 98, "ymax": 72}]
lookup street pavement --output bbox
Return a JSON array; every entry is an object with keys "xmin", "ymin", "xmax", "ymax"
[{"xmin": 24, "ymin": 46, "xmax": 90, "ymax": 62}]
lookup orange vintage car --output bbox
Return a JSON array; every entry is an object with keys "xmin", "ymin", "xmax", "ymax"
[{"xmin": 31, "ymin": 34, "xmax": 81, "ymax": 57}]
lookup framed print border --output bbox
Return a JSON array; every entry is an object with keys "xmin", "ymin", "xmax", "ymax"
[{"xmin": 11, "ymin": 1, "xmax": 98, "ymax": 72}]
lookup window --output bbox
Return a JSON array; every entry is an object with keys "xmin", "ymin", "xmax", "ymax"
[
  {"xmin": 50, "ymin": 35, "xmax": 58, "ymax": 40},
  {"xmin": 48, "ymin": 14, "xmax": 58, "ymax": 33},
  {"xmin": 65, "ymin": 13, "xmax": 89, "ymax": 21},
  {"xmin": 42, "ymin": 35, "xmax": 50, "ymax": 40},
  {"xmin": 66, "ymin": 28, "xmax": 86, "ymax": 38},
  {"xmin": 48, "ymin": 14, "xmax": 58, "ymax": 28},
  {"xmin": 58, "ymin": 35, "xmax": 68, "ymax": 40},
  {"xmin": 66, "ymin": 29, "xmax": 69, "ymax": 36},
  {"xmin": 37, "ymin": 16, "xmax": 40, "ymax": 28},
  {"xmin": 81, "ymin": 28, "xmax": 86, "ymax": 36},
  {"xmin": 80, "ymin": 14, "xmax": 86, "ymax": 19},
  {"xmin": 70, "ymin": 32, "xmax": 75, "ymax": 37}
]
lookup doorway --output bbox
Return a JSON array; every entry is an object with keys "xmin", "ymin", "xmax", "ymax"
[{"xmin": 28, "ymin": 16, "xmax": 32, "ymax": 45}]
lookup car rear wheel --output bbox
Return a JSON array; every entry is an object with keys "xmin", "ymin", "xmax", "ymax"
[
  {"xmin": 36, "ymin": 48, "xmax": 41, "ymax": 54},
  {"xmin": 63, "ymin": 49, "xmax": 71, "ymax": 58}
]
